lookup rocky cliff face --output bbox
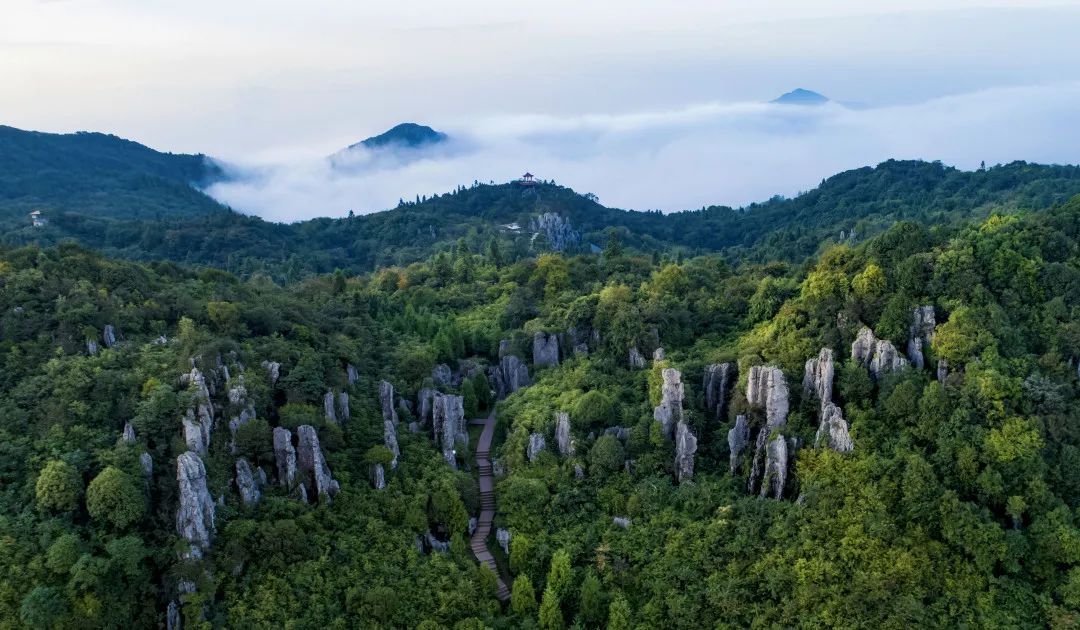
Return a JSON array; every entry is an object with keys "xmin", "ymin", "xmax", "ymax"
[
  {"xmin": 653, "ymin": 368, "xmax": 685, "ymax": 439},
  {"xmin": 703, "ymin": 363, "xmax": 736, "ymax": 420},
  {"xmin": 120, "ymin": 422, "xmax": 136, "ymax": 445},
  {"xmin": 103, "ymin": 324, "xmax": 118, "ymax": 348},
  {"xmin": 802, "ymin": 348, "xmax": 835, "ymax": 410},
  {"xmin": 746, "ymin": 365, "xmax": 789, "ymax": 429},
  {"xmin": 261, "ymin": 360, "xmax": 281, "ymax": 385},
  {"xmin": 272, "ymin": 426, "xmax": 298, "ymax": 490},
  {"xmin": 296, "ymin": 425, "xmax": 340, "ymax": 503},
  {"xmin": 346, "ymin": 363, "xmax": 359, "ymax": 385},
  {"xmin": 852, "ymin": 326, "xmax": 909, "ymax": 379},
  {"xmin": 760, "ymin": 436, "xmax": 788, "ymax": 499},
  {"xmin": 235, "ymin": 459, "xmax": 262, "ymax": 506},
  {"xmin": 527, "ymin": 432, "xmax": 547, "ymax": 462},
  {"xmin": 531, "ymin": 212, "xmax": 581, "ymax": 251},
  {"xmin": 937, "ymin": 358, "xmax": 949, "ymax": 383},
  {"xmin": 432, "ymin": 364, "xmax": 455, "ymax": 388},
  {"xmin": 489, "ymin": 353, "xmax": 530, "ymax": 399},
  {"xmin": 417, "ymin": 387, "xmax": 436, "ymax": 425},
  {"xmin": 533, "ymin": 332, "xmax": 560, "ymax": 368},
  {"xmin": 674, "ymin": 421, "xmax": 698, "ymax": 483},
  {"xmin": 628, "ymin": 347, "xmax": 646, "ymax": 369},
  {"xmin": 176, "ymin": 452, "xmax": 215, "ymax": 559},
  {"xmin": 728, "ymin": 414, "xmax": 750, "ymax": 474},
  {"xmin": 182, "ymin": 368, "xmax": 214, "ymax": 455},
  {"xmin": 555, "ymin": 412, "xmax": 574, "ymax": 456},
  {"xmin": 371, "ymin": 463, "xmax": 386, "ymax": 490},
  {"xmin": 815, "ymin": 402, "xmax": 854, "ymax": 452},
  {"xmin": 381, "ymin": 382, "xmax": 401, "ymax": 470},
  {"xmin": 433, "ymin": 394, "xmax": 467, "ymax": 468},
  {"xmin": 907, "ymin": 305, "xmax": 936, "ymax": 369},
  {"xmin": 323, "ymin": 391, "xmax": 337, "ymax": 424}
]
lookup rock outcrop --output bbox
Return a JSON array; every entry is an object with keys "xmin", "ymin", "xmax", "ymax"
[
  {"xmin": 346, "ymin": 363, "xmax": 359, "ymax": 385},
  {"xmin": 533, "ymin": 332, "xmax": 560, "ymax": 368},
  {"xmin": 802, "ymin": 348, "xmax": 835, "ymax": 409},
  {"xmin": 852, "ymin": 326, "xmax": 908, "ymax": 379},
  {"xmin": 653, "ymin": 347, "xmax": 665, "ymax": 362},
  {"xmin": 87, "ymin": 339, "xmax": 99, "ymax": 355},
  {"xmin": 604, "ymin": 426, "xmax": 630, "ymax": 442},
  {"xmin": 703, "ymin": 363, "xmax": 736, "ymax": 420},
  {"xmin": 814, "ymin": 402, "xmax": 854, "ymax": 452},
  {"xmin": 167, "ymin": 600, "xmax": 181, "ymax": 630},
  {"xmin": 417, "ymin": 387, "xmax": 436, "ymax": 425},
  {"xmin": 937, "ymin": 358, "xmax": 949, "ymax": 383},
  {"xmin": 746, "ymin": 365, "xmax": 789, "ymax": 428},
  {"xmin": 555, "ymin": 412, "xmax": 574, "ymax": 456},
  {"xmin": 489, "ymin": 354, "xmax": 530, "ymax": 399},
  {"xmin": 907, "ymin": 305, "xmax": 936, "ymax": 369},
  {"xmin": 432, "ymin": 364, "xmax": 454, "ymax": 388},
  {"xmin": 272, "ymin": 427, "xmax": 298, "ymax": 489},
  {"xmin": 674, "ymin": 421, "xmax": 698, "ymax": 483},
  {"xmin": 295, "ymin": 425, "xmax": 340, "ymax": 502},
  {"xmin": 760, "ymin": 436, "xmax": 788, "ymax": 499},
  {"xmin": 235, "ymin": 459, "xmax": 261, "ymax": 506},
  {"xmin": 496, "ymin": 528, "xmax": 511, "ymax": 554},
  {"xmin": 323, "ymin": 391, "xmax": 338, "ymax": 423},
  {"xmin": 531, "ymin": 212, "xmax": 581, "ymax": 251},
  {"xmin": 384, "ymin": 393, "xmax": 401, "ymax": 470},
  {"xmin": 727, "ymin": 414, "xmax": 750, "ymax": 474},
  {"xmin": 261, "ymin": 360, "xmax": 280, "ymax": 385},
  {"xmin": 628, "ymin": 347, "xmax": 646, "ymax": 369},
  {"xmin": 371, "ymin": 463, "xmax": 386, "ymax": 490},
  {"xmin": 527, "ymin": 432, "xmax": 547, "ymax": 462},
  {"xmin": 120, "ymin": 422, "xmax": 136, "ymax": 445},
  {"xmin": 337, "ymin": 392, "xmax": 350, "ymax": 421},
  {"xmin": 612, "ymin": 517, "xmax": 631, "ymax": 529},
  {"xmin": 182, "ymin": 368, "xmax": 214, "ymax": 455},
  {"xmin": 433, "ymin": 394, "xmax": 467, "ymax": 468},
  {"xmin": 379, "ymin": 380, "xmax": 398, "ymax": 425},
  {"xmin": 103, "ymin": 324, "xmax": 117, "ymax": 348},
  {"xmin": 140, "ymin": 452, "xmax": 153, "ymax": 482},
  {"xmin": 176, "ymin": 452, "xmax": 215, "ymax": 559},
  {"xmin": 653, "ymin": 368, "xmax": 684, "ymax": 439}
]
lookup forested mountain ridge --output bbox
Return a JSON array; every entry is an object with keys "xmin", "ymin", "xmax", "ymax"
[
  {"xmin": 5, "ymin": 123, "xmax": 1080, "ymax": 282},
  {"xmin": 0, "ymin": 125, "xmax": 224, "ymax": 222},
  {"xmin": 3, "ymin": 189, "xmax": 1080, "ymax": 627}
]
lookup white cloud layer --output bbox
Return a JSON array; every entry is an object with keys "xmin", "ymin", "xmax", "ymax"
[{"xmin": 205, "ymin": 82, "xmax": 1080, "ymax": 222}]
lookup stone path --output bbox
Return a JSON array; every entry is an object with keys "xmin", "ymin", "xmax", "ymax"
[{"xmin": 469, "ymin": 411, "xmax": 510, "ymax": 602}]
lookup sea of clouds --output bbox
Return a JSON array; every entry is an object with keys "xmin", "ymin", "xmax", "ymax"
[{"xmin": 204, "ymin": 82, "xmax": 1080, "ymax": 223}]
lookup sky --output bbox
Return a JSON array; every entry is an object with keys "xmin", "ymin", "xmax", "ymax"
[{"xmin": 5, "ymin": 1, "xmax": 1080, "ymax": 220}]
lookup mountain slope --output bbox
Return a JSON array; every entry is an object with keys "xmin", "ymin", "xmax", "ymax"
[
  {"xmin": 348, "ymin": 123, "xmax": 447, "ymax": 151},
  {"xmin": 772, "ymin": 88, "xmax": 829, "ymax": 105},
  {"xmin": 0, "ymin": 125, "xmax": 226, "ymax": 222}
]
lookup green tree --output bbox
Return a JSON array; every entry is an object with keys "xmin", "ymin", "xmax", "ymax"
[
  {"xmin": 35, "ymin": 460, "xmax": 82, "ymax": 513},
  {"xmin": 538, "ymin": 586, "xmax": 564, "ymax": 630},
  {"xmin": 588, "ymin": 435, "xmax": 624, "ymax": 478},
  {"xmin": 512, "ymin": 574, "xmax": 537, "ymax": 616},
  {"xmin": 578, "ymin": 571, "xmax": 606, "ymax": 625},
  {"xmin": 546, "ymin": 549, "xmax": 573, "ymax": 599},
  {"xmin": 86, "ymin": 466, "xmax": 145, "ymax": 530},
  {"xmin": 20, "ymin": 586, "xmax": 67, "ymax": 629},
  {"xmin": 607, "ymin": 593, "xmax": 631, "ymax": 630}
]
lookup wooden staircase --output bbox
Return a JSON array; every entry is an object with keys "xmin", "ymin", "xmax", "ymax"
[{"xmin": 469, "ymin": 413, "xmax": 511, "ymax": 602}]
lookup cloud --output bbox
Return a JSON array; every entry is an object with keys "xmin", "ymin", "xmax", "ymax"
[{"xmin": 203, "ymin": 82, "xmax": 1080, "ymax": 222}]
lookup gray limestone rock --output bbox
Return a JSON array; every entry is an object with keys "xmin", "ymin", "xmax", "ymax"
[
  {"xmin": 674, "ymin": 421, "xmax": 697, "ymax": 483},
  {"xmin": 120, "ymin": 422, "xmax": 136, "ymax": 445},
  {"xmin": 814, "ymin": 402, "xmax": 854, "ymax": 452},
  {"xmin": 235, "ymin": 459, "xmax": 261, "ymax": 506},
  {"xmin": 417, "ymin": 387, "xmax": 436, "ymax": 425},
  {"xmin": 937, "ymin": 358, "xmax": 949, "ymax": 383},
  {"xmin": 261, "ymin": 360, "xmax": 281, "ymax": 385},
  {"xmin": 296, "ymin": 425, "xmax": 340, "ymax": 502},
  {"xmin": 555, "ymin": 412, "xmax": 574, "ymax": 456},
  {"xmin": 703, "ymin": 363, "xmax": 736, "ymax": 420},
  {"xmin": 533, "ymin": 332, "xmax": 560, "ymax": 368},
  {"xmin": 103, "ymin": 324, "xmax": 117, "ymax": 348},
  {"xmin": 489, "ymin": 354, "xmax": 530, "ymax": 399},
  {"xmin": 531, "ymin": 212, "xmax": 581, "ymax": 251},
  {"xmin": 527, "ymin": 432, "xmax": 547, "ymax": 462},
  {"xmin": 852, "ymin": 326, "xmax": 909, "ymax": 379},
  {"xmin": 574, "ymin": 464, "xmax": 585, "ymax": 479},
  {"xmin": 384, "ymin": 408, "xmax": 400, "ymax": 470},
  {"xmin": 761, "ymin": 434, "xmax": 788, "ymax": 499},
  {"xmin": 628, "ymin": 346, "xmax": 647, "ymax": 369},
  {"xmin": 574, "ymin": 343, "xmax": 589, "ymax": 356},
  {"xmin": 425, "ymin": 532, "xmax": 450, "ymax": 553},
  {"xmin": 604, "ymin": 426, "xmax": 630, "ymax": 442},
  {"xmin": 496, "ymin": 528, "xmax": 511, "ymax": 554},
  {"xmin": 182, "ymin": 408, "xmax": 208, "ymax": 456},
  {"xmin": 167, "ymin": 601, "xmax": 181, "ymax": 630},
  {"xmin": 727, "ymin": 414, "xmax": 750, "ymax": 474},
  {"xmin": 87, "ymin": 339, "xmax": 99, "ymax": 355},
  {"xmin": 802, "ymin": 348, "xmax": 835, "ymax": 409},
  {"xmin": 346, "ymin": 363, "xmax": 359, "ymax": 385},
  {"xmin": 176, "ymin": 452, "xmax": 215, "ymax": 559},
  {"xmin": 907, "ymin": 305, "xmax": 936, "ymax": 369},
  {"xmin": 498, "ymin": 339, "xmax": 513, "ymax": 359},
  {"xmin": 323, "ymin": 391, "xmax": 338, "ymax": 423},
  {"xmin": 379, "ymin": 381, "xmax": 398, "ymax": 425},
  {"xmin": 612, "ymin": 516, "xmax": 631, "ymax": 529},
  {"xmin": 272, "ymin": 427, "xmax": 297, "ymax": 488},
  {"xmin": 337, "ymin": 392, "xmax": 350, "ymax": 421},
  {"xmin": 652, "ymin": 367, "xmax": 684, "ymax": 439},
  {"xmin": 432, "ymin": 363, "xmax": 454, "ymax": 388},
  {"xmin": 371, "ymin": 463, "xmax": 386, "ymax": 490},
  {"xmin": 746, "ymin": 365, "xmax": 789, "ymax": 429},
  {"xmin": 433, "ymin": 394, "xmax": 467, "ymax": 468},
  {"xmin": 653, "ymin": 347, "xmax": 665, "ymax": 362},
  {"xmin": 468, "ymin": 517, "xmax": 477, "ymax": 536}
]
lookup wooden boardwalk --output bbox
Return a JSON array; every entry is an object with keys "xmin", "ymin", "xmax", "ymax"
[{"xmin": 469, "ymin": 411, "xmax": 511, "ymax": 602}]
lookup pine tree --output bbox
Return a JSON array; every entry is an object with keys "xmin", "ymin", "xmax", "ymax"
[
  {"xmin": 511, "ymin": 575, "xmax": 536, "ymax": 616},
  {"xmin": 538, "ymin": 586, "xmax": 564, "ymax": 630},
  {"xmin": 607, "ymin": 593, "xmax": 631, "ymax": 630}
]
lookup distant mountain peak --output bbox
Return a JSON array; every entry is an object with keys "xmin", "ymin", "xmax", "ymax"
[
  {"xmin": 771, "ymin": 88, "xmax": 829, "ymax": 106},
  {"xmin": 350, "ymin": 123, "xmax": 447, "ymax": 151}
]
